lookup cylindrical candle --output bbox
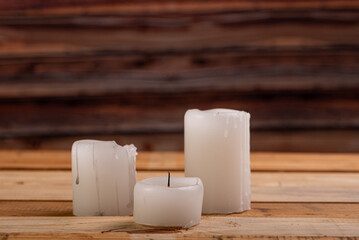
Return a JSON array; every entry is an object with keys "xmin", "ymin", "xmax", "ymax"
[
  {"xmin": 134, "ymin": 176, "xmax": 203, "ymax": 228},
  {"xmin": 185, "ymin": 108, "xmax": 251, "ymax": 214},
  {"xmin": 72, "ymin": 140, "xmax": 137, "ymax": 216}
]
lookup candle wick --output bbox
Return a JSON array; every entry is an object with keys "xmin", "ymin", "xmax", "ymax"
[{"xmin": 168, "ymin": 171, "xmax": 170, "ymax": 187}]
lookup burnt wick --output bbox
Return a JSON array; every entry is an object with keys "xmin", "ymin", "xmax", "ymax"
[{"xmin": 168, "ymin": 171, "xmax": 170, "ymax": 187}]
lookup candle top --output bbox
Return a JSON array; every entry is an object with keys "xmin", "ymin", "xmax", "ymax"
[
  {"xmin": 138, "ymin": 176, "xmax": 203, "ymax": 191},
  {"xmin": 76, "ymin": 139, "xmax": 116, "ymax": 144},
  {"xmin": 73, "ymin": 140, "xmax": 137, "ymax": 155},
  {"xmin": 186, "ymin": 108, "xmax": 250, "ymax": 118}
]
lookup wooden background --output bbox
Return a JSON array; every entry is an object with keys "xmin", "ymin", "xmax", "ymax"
[{"xmin": 0, "ymin": 0, "xmax": 358, "ymax": 152}]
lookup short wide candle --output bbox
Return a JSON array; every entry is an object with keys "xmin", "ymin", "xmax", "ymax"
[
  {"xmin": 134, "ymin": 176, "xmax": 203, "ymax": 228},
  {"xmin": 72, "ymin": 140, "xmax": 137, "ymax": 216},
  {"xmin": 185, "ymin": 108, "xmax": 251, "ymax": 214}
]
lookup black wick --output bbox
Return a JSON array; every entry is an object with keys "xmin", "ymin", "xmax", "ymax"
[{"xmin": 167, "ymin": 171, "xmax": 171, "ymax": 187}]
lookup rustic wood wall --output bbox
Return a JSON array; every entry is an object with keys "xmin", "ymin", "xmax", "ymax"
[{"xmin": 0, "ymin": 0, "xmax": 358, "ymax": 152}]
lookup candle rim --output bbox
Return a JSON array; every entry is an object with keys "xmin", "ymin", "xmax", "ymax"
[
  {"xmin": 186, "ymin": 108, "xmax": 250, "ymax": 117},
  {"xmin": 137, "ymin": 176, "xmax": 202, "ymax": 190},
  {"xmin": 74, "ymin": 139, "xmax": 117, "ymax": 145}
]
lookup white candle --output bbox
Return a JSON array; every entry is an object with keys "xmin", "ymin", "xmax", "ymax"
[
  {"xmin": 72, "ymin": 140, "xmax": 137, "ymax": 216},
  {"xmin": 185, "ymin": 108, "xmax": 251, "ymax": 214},
  {"xmin": 134, "ymin": 176, "xmax": 203, "ymax": 228}
]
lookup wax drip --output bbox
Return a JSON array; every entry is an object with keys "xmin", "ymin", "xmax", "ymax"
[
  {"xmin": 75, "ymin": 143, "xmax": 80, "ymax": 184},
  {"xmin": 183, "ymin": 220, "xmax": 195, "ymax": 229},
  {"xmin": 94, "ymin": 143, "xmax": 101, "ymax": 215},
  {"xmin": 115, "ymin": 181, "xmax": 120, "ymax": 215},
  {"xmin": 240, "ymin": 117, "xmax": 244, "ymax": 211},
  {"xmin": 246, "ymin": 115, "xmax": 251, "ymax": 209},
  {"xmin": 124, "ymin": 144, "xmax": 137, "ymax": 210}
]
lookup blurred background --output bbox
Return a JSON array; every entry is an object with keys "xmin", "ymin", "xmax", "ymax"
[{"xmin": 0, "ymin": 0, "xmax": 358, "ymax": 152}]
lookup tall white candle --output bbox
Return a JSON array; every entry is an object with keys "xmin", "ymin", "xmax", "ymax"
[
  {"xmin": 134, "ymin": 176, "xmax": 203, "ymax": 228},
  {"xmin": 185, "ymin": 108, "xmax": 251, "ymax": 214},
  {"xmin": 72, "ymin": 140, "xmax": 137, "ymax": 216}
]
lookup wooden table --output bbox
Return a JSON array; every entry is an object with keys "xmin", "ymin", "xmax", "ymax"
[{"xmin": 1, "ymin": 151, "xmax": 359, "ymax": 239}]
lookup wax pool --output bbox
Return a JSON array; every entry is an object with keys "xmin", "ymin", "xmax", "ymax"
[
  {"xmin": 134, "ymin": 176, "xmax": 203, "ymax": 228},
  {"xmin": 185, "ymin": 108, "xmax": 251, "ymax": 214},
  {"xmin": 72, "ymin": 140, "xmax": 137, "ymax": 216}
]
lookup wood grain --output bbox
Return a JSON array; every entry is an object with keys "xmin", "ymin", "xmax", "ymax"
[
  {"xmin": 0, "ymin": 201, "xmax": 73, "ymax": 216},
  {"xmin": 1, "ymin": 216, "xmax": 359, "ymax": 238},
  {"xmin": 2, "ymin": 64, "xmax": 359, "ymax": 99},
  {"xmin": 0, "ymin": 233, "xmax": 354, "ymax": 240},
  {"xmin": 0, "ymin": 21, "xmax": 358, "ymax": 58},
  {"xmin": 1, "ymin": 0, "xmax": 359, "ymax": 15},
  {"xmin": 0, "ymin": 133, "xmax": 185, "ymax": 152},
  {"xmin": 1, "ymin": 201, "xmax": 359, "ymax": 219},
  {"xmin": 1, "ymin": 130, "xmax": 359, "ymax": 153},
  {"xmin": 1, "ymin": 50, "xmax": 358, "ymax": 78},
  {"xmin": 0, "ymin": 150, "xmax": 70, "ymax": 170},
  {"xmin": 1, "ymin": 150, "xmax": 359, "ymax": 172},
  {"xmin": 252, "ymin": 152, "xmax": 359, "ymax": 172},
  {"xmin": 1, "ymin": 98, "xmax": 359, "ymax": 139},
  {"xmin": 1, "ymin": 170, "xmax": 358, "ymax": 202}
]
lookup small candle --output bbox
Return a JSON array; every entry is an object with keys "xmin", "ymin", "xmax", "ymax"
[
  {"xmin": 185, "ymin": 108, "xmax": 251, "ymax": 214},
  {"xmin": 72, "ymin": 140, "xmax": 137, "ymax": 216},
  {"xmin": 134, "ymin": 175, "xmax": 203, "ymax": 228}
]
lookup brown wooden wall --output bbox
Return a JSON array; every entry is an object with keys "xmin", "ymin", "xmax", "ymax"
[{"xmin": 0, "ymin": 0, "xmax": 359, "ymax": 152}]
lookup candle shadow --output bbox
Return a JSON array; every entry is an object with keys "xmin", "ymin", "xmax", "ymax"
[
  {"xmin": 101, "ymin": 221, "xmax": 183, "ymax": 234},
  {"xmin": 204, "ymin": 208, "xmax": 251, "ymax": 217}
]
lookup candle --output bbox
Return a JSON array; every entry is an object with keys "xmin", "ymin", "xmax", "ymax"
[
  {"xmin": 72, "ymin": 140, "xmax": 137, "ymax": 216},
  {"xmin": 185, "ymin": 108, "xmax": 251, "ymax": 214},
  {"xmin": 134, "ymin": 175, "xmax": 203, "ymax": 228}
]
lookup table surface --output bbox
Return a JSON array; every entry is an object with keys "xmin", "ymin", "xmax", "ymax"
[{"xmin": 1, "ymin": 151, "xmax": 359, "ymax": 239}]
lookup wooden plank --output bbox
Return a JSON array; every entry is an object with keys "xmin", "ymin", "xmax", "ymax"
[
  {"xmin": 1, "ymin": 51, "xmax": 358, "ymax": 85},
  {"xmin": 252, "ymin": 172, "xmax": 359, "ymax": 202},
  {"xmin": 0, "ymin": 2, "xmax": 358, "ymax": 58},
  {"xmin": 0, "ymin": 201, "xmax": 72, "ymax": 216},
  {"xmin": 251, "ymin": 152, "xmax": 359, "ymax": 172},
  {"xmin": 1, "ymin": 171, "xmax": 358, "ymax": 202},
  {"xmin": 0, "ymin": 8, "xmax": 357, "ymax": 58},
  {"xmin": 137, "ymin": 152, "xmax": 183, "ymax": 171},
  {"xmin": 0, "ymin": 150, "xmax": 70, "ymax": 170},
  {"xmin": 0, "ymin": 130, "xmax": 359, "ymax": 153},
  {"xmin": 237, "ymin": 202, "xmax": 359, "ymax": 219},
  {"xmin": 1, "ymin": 66, "xmax": 359, "ymax": 99},
  {"xmin": 1, "ymin": 10, "xmax": 358, "ymax": 29},
  {"xmin": 0, "ymin": 216, "xmax": 359, "ymax": 238},
  {"xmin": 0, "ymin": 233, "xmax": 354, "ymax": 240},
  {"xmin": 1, "ymin": 98, "xmax": 359, "ymax": 139},
  {"xmin": 1, "ymin": 150, "xmax": 359, "ymax": 172},
  {"xmin": 1, "ymin": 201, "xmax": 359, "ymax": 219},
  {"xmin": 0, "ymin": 133, "xmax": 185, "ymax": 153},
  {"xmin": 252, "ymin": 130, "xmax": 359, "ymax": 153},
  {"xmin": 0, "ymin": 0, "xmax": 358, "ymax": 16},
  {"xmin": 0, "ymin": 22, "xmax": 358, "ymax": 58}
]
